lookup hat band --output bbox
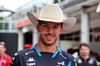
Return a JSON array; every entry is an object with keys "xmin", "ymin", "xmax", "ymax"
[{"xmin": 39, "ymin": 17, "xmax": 63, "ymax": 22}]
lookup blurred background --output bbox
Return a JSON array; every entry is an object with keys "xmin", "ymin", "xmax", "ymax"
[{"xmin": 0, "ymin": 0, "xmax": 100, "ymax": 63}]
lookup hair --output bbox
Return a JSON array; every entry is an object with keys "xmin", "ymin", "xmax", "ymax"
[
  {"xmin": 38, "ymin": 20, "xmax": 63, "ymax": 27},
  {"xmin": 79, "ymin": 43, "xmax": 90, "ymax": 50},
  {"xmin": 0, "ymin": 42, "xmax": 6, "ymax": 48}
]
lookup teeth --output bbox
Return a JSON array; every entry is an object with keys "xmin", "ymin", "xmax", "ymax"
[{"xmin": 47, "ymin": 36, "xmax": 52, "ymax": 38}]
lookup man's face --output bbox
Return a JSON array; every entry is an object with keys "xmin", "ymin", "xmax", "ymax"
[
  {"xmin": 79, "ymin": 46, "xmax": 90, "ymax": 56},
  {"xmin": 0, "ymin": 44, "xmax": 6, "ymax": 55},
  {"xmin": 37, "ymin": 21, "xmax": 63, "ymax": 46}
]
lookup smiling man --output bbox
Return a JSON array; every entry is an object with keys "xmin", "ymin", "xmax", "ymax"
[{"xmin": 10, "ymin": 3, "xmax": 77, "ymax": 66}]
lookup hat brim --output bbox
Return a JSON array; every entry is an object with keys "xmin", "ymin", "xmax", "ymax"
[
  {"xmin": 27, "ymin": 12, "xmax": 76, "ymax": 33},
  {"xmin": 62, "ymin": 17, "xmax": 76, "ymax": 34}
]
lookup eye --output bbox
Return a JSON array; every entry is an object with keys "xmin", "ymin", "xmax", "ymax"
[
  {"xmin": 43, "ymin": 25, "xmax": 48, "ymax": 27},
  {"xmin": 54, "ymin": 27, "xmax": 58, "ymax": 28},
  {"xmin": 54, "ymin": 26, "xmax": 59, "ymax": 28}
]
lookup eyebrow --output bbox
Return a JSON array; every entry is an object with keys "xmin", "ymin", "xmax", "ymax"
[
  {"xmin": 42, "ymin": 22, "xmax": 61, "ymax": 26},
  {"xmin": 54, "ymin": 24, "xmax": 61, "ymax": 26},
  {"xmin": 42, "ymin": 22, "xmax": 48, "ymax": 25}
]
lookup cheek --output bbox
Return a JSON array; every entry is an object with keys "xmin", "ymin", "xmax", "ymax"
[
  {"xmin": 37, "ymin": 26, "xmax": 43, "ymax": 32},
  {"xmin": 2, "ymin": 48, "xmax": 6, "ymax": 51},
  {"xmin": 40, "ymin": 28, "xmax": 46, "ymax": 32},
  {"xmin": 86, "ymin": 50, "xmax": 90, "ymax": 53},
  {"xmin": 54, "ymin": 29, "xmax": 63, "ymax": 34},
  {"xmin": 36, "ymin": 24, "xmax": 45, "ymax": 32},
  {"xmin": 39, "ymin": 28, "xmax": 47, "ymax": 35}
]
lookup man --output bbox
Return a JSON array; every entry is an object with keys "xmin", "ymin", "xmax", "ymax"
[
  {"xmin": 0, "ymin": 42, "xmax": 12, "ymax": 66},
  {"xmin": 76, "ymin": 43, "xmax": 98, "ymax": 66},
  {"xmin": 10, "ymin": 3, "xmax": 77, "ymax": 66}
]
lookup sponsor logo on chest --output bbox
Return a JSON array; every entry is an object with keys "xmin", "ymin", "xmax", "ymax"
[
  {"xmin": 88, "ymin": 58, "xmax": 93, "ymax": 64},
  {"xmin": 26, "ymin": 57, "xmax": 36, "ymax": 66},
  {"xmin": 78, "ymin": 59, "xmax": 82, "ymax": 63},
  {"xmin": 57, "ymin": 61, "xmax": 65, "ymax": 66}
]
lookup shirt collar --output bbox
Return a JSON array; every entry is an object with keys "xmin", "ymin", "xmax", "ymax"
[
  {"xmin": 30, "ymin": 43, "xmax": 62, "ymax": 58},
  {"xmin": 80, "ymin": 55, "xmax": 90, "ymax": 61}
]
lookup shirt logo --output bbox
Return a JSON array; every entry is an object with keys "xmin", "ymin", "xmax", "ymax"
[
  {"xmin": 27, "ymin": 57, "xmax": 36, "ymax": 66},
  {"xmin": 88, "ymin": 58, "xmax": 93, "ymax": 64},
  {"xmin": 78, "ymin": 59, "xmax": 82, "ymax": 63},
  {"xmin": 25, "ymin": 51, "xmax": 34, "ymax": 55},
  {"xmin": 57, "ymin": 61, "xmax": 65, "ymax": 66},
  {"xmin": 27, "ymin": 57, "xmax": 35, "ymax": 62}
]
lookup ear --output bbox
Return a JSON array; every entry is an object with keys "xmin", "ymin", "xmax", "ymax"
[
  {"xmin": 36, "ymin": 24, "xmax": 39, "ymax": 32},
  {"xmin": 60, "ymin": 27, "xmax": 63, "ymax": 34}
]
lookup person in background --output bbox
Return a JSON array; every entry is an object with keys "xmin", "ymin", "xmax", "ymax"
[
  {"xmin": 10, "ymin": 3, "xmax": 77, "ymax": 66},
  {"xmin": 0, "ymin": 42, "xmax": 12, "ymax": 66},
  {"xmin": 76, "ymin": 43, "xmax": 98, "ymax": 66}
]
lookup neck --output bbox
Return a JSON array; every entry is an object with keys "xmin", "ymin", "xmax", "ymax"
[
  {"xmin": 81, "ymin": 55, "xmax": 89, "ymax": 60},
  {"xmin": 36, "ymin": 41, "xmax": 57, "ymax": 53}
]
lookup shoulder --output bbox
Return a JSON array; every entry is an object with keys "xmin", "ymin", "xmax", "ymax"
[
  {"xmin": 5, "ymin": 54, "xmax": 12, "ymax": 60},
  {"xmin": 89, "ymin": 56, "xmax": 98, "ymax": 65},
  {"xmin": 14, "ymin": 48, "xmax": 32, "ymax": 57},
  {"xmin": 5, "ymin": 54, "xmax": 11, "ymax": 58},
  {"xmin": 90, "ymin": 56, "xmax": 97, "ymax": 61},
  {"xmin": 62, "ymin": 51, "xmax": 74, "ymax": 60},
  {"xmin": 61, "ymin": 51, "xmax": 77, "ymax": 66}
]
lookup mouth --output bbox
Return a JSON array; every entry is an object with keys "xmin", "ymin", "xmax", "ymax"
[{"xmin": 45, "ymin": 35, "xmax": 54, "ymax": 40}]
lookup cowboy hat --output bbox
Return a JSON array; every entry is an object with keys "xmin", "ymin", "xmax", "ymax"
[{"xmin": 27, "ymin": 3, "xmax": 77, "ymax": 33}]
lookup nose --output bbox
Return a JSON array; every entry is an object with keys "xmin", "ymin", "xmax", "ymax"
[{"xmin": 48, "ymin": 27, "xmax": 53, "ymax": 34}]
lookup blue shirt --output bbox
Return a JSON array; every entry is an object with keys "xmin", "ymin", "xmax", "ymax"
[{"xmin": 10, "ymin": 44, "xmax": 77, "ymax": 66}]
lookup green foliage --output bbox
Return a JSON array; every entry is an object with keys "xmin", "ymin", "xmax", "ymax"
[
  {"xmin": 0, "ymin": 17, "xmax": 3, "ymax": 20},
  {"xmin": 0, "ymin": 17, "xmax": 3, "ymax": 29},
  {"xmin": 0, "ymin": 23, "xmax": 2, "ymax": 29},
  {"xmin": 54, "ymin": 0, "xmax": 64, "ymax": 3}
]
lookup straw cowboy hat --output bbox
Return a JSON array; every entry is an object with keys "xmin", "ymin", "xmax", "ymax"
[{"xmin": 27, "ymin": 3, "xmax": 77, "ymax": 33}]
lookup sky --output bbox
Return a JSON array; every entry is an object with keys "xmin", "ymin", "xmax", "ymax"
[
  {"xmin": 0, "ymin": 0, "xmax": 31, "ymax": 11},
  {"xmin": 0, "ymin": 0, "xmax": 51, "ymax": 17}
]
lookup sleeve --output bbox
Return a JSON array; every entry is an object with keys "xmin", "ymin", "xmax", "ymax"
[
  {"xmin": 71, "ymin": 58, "xmax": 77, "ymax": 66},
  {"xmin": 67, "ymin": 58, "xmax": 77, "ymax": 66},
  {"xmin": 9, "ymin": 53, "xmax": 19, "ymax": 66},
  {"xmin": 94, "ymin": 59, "xmax": 99, "ymax": 66}
]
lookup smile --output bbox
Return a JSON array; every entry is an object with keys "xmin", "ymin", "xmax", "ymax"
[{"xmin": 46, "ymin": 35, "xmax": 54, "ymax": 40}]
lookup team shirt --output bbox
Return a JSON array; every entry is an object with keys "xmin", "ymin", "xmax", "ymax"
[
  {"xmin": 0, "ymin": 54, "xmax": 12, "ymax": 66},
  {"xmin": 76, "ymin": 56, "xmax": 98, "ymax": 66},
  {"xmin": 10, "ymin": 44, "xmax": 77, "ymax": 66}
]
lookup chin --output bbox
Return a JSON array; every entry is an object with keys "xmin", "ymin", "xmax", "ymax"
[
  {"xmin": 44, "ymin": 43, "xmax": 53, "ymax": 46},
  {"xmin": 43, "ymin": 42, "xmax": 55, "ymax": 46}
]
